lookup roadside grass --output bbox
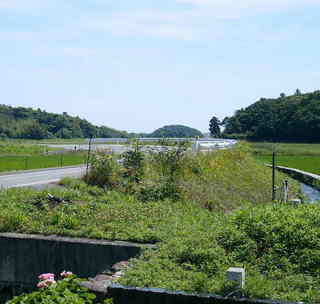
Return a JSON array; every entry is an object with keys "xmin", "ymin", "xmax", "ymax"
[
  {"xmin": 0, "ymin": 186, "xmax": 197, "ymax": 243},
  {"xmin": 0, "ymin": 152, "xmax": 86, "ymax": 172}
]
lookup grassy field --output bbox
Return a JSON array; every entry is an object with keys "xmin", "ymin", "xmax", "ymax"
[
  {"xmin": 0, "ymin": 153, "xmax": 87, "ymax": 172},
  {"xmin": 251, "ymin": 142, "xmax": 320, "ymax": 156},
  {"xmin": 251, "ymin": 142, "xmax": 320, "ymax": 175},
  {"xmin": 256, "ymin": 155, "xmax": 320, "ymax": 175},
  {"xmin": 0, "ymin": 142, "xmax": 54, "ymax": 156},
  {"xmin": 0, "ymin": 141, "xmax": 87, "ymax": 172}
]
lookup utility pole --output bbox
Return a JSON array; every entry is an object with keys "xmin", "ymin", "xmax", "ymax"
[{"xmin": 86, "ymin": 136, "xmax": 93, "ymax": 175}]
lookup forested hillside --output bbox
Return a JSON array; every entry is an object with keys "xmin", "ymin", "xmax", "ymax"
[
  {"xmin": 0, "ymin": 105, "xmax": 128, "ymax": 139},
  {"xmin": 223, "ymin": 90, "xmax": 320, "ymax": 141},
  {"xmin": 149, "ymin": 125, "xmax": 203, "ymax": 138}
]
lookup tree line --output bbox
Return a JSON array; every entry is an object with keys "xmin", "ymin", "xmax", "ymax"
[
  {"xmin": 0, "ymin": 105, "xmax": 204, "ymax": 140},
  {"xmin": 0, "ymin": 105, "xmax": 129, "ymax": 139},
  {"xmin": 221, "ymin": 89, "xmax": 320, "ymax": 142}
]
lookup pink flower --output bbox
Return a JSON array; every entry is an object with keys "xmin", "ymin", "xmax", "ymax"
[
  {"xmin": 38, "ymin": 273, "xmax": 55, "ymax": 281},
  {"xmin": 37, "ymin": 281, "xmax": 47, "ymax": 289},
  {"xmin": 60, "ymin": 270, "xmax": 73, "ymax": 278},
  {"xmin": 37, "ymin": 279, "xmax": 56, "ymax": 288}
]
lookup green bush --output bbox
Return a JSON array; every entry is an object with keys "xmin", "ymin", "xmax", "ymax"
[
  {"xmin": 84, "ymin": 153, "xmax": 120, "ymax": 188},
  {"xmin": 121, "ymin": 143, "xmax": 144, "ymax": 184}
]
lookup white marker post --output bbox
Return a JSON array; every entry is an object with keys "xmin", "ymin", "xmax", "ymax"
[{"xmin": 227, "ymin": 267, "xmax": 245, "ymax": 289}]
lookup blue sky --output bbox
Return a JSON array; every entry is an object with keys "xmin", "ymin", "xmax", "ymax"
[{"xmin": 1, "ymin": 0, "xmax": 320, "ymax": 133}]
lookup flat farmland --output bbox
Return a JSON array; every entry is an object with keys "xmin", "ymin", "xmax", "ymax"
[{"xmin": 252, "ymin": 142, "xmax": 320, "ymax": 174}]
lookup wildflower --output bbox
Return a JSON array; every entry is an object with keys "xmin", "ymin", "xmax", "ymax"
[
  {"xmin": 60, "ymin": 270, "xmax": 73, "ymax": 278},
  {"xmin": 38, "ymin": 273, "xmax": 55, "ymax": 281}
]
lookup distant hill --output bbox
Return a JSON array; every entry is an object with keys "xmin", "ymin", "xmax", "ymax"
[
  {"xmin": 223, "ymin": 90, "xmax": 320, "ymax": 142},
  {"xmin": 149, "ymin": 125, "xmax": 203, "ymax": 138},
  {"xmin": 0, "ymin": 104, "xmax": 128, "ymax": 139}
]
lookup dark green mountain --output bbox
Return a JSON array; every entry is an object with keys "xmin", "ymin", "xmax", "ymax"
[
  {"xmin": 223, "ymin": 90, "xmax": 320, "ymax": 142},
  {"xmin": 0, "ymin": 105, "xmax": 128, "ymax": 139},
  {"xmin": 150, "ymin": 125, "xmax": 203, "ymax": 138}
]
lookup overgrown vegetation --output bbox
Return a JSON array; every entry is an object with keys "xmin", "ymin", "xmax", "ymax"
[
  {"xmin": 3, "ymin": 144, "xmax": 315, "ymax": 302},
  {"xmin": 121, "ymin": 204, "xmax": 320, "ymax": 302}
]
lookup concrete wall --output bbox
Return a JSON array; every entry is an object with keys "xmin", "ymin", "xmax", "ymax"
[
  {"xmin": 108, "ymin": 284, "xmax": 298, "ymax": 304},
  {"xmin": 0, "ymin": 233, "xmax": 152, "ymax": 301},
  {"xmin": 274, "ymin": 165, "xmax": 320, "ymax": 190}
]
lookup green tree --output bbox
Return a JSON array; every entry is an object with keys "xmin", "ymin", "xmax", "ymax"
[
  {"xmin": 295, "ymin": 88, "xmax": 302, "ymax": 96},
  {"xmin": 209, "ymin": 116, "xmax": 221, "ymax": 137},
  {"xmin": 222, "ymin": 89, "xmax": 320, "ymax": 142}
]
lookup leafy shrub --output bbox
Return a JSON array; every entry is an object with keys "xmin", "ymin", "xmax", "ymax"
[
  {"xmin": 138, "ymin": 143, "xmax": 188, "ymax": 201},
  {"xmin": 121, "ymin": 143, "xmax": 144, "ymax": 183},
  {"xmin": 150, "ymin": 143, "xmax": 188, "ymax": 182},
  {"xmin": 84, "ymin": 153, "xmax": 120, "ymax": 188},
  {"xmin": 7, "ymin": 275, "xmax": 96, "ymax": 304}
]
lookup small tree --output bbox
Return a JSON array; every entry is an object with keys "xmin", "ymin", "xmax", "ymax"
[
  {"xmin": 295, "ymin": 89, "xmax": 302, "ymax": 96},
  {"xmin": 121, "ymin": 141, "xmax": 144, "ymax": 184},
  {"xmin": 209, "ymin": 116, "xmax": 221, "ymax": 137}
]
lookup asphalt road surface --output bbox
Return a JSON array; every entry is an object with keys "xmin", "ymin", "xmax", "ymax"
[
  {"xmin": 46, "ymin": 144, "xmax": 168, "ymax": 154},
  {"xmin": 0, "ymin": 166, "xmax": 86, "ymax": 189}
]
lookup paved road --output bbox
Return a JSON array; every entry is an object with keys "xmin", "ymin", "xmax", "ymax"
[
  {"xmin": 46, "ymin": 144, "xmax": 169, "ymax": 154},
  {"xmin": 0, "ymin": 166, "xmax": 86, "ymax": 189}
]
